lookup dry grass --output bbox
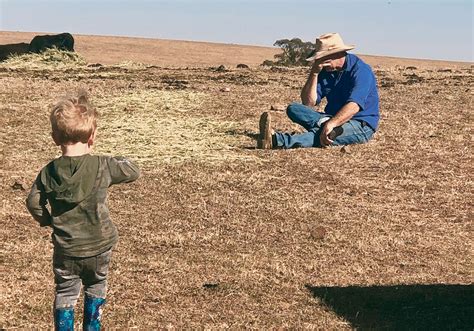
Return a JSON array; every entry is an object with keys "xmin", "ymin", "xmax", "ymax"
[
  {"xmin": 0, "ymin": 43, "xmax": 472, "ymax": 329},
  {"xmin": 0, "ymin": 48, "xmax": 87, "ymax": 70},
  {"xmin": 114, "ymin": 60, "xmax": 149, "ymax": 70},
  {"xmin": 94, "ymin": 89, "xmax": 258, "ymax": 164}
]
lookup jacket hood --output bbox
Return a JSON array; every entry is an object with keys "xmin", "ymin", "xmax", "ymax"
[{"xmin": 41, "ymin": 154, "xmax": 99, "ymax": 204}]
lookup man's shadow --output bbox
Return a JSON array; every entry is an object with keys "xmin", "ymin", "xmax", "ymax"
[
  {"xmin": 226, "ymin": 129, "xmax": 259, "ymax": 139},
  {"xmin": 305, "ymin": 284, "xmax": 474, "ymax": 330},
  {"xmin": 225, "ymin": 129, "xmax": 259, "ymax": 149}
]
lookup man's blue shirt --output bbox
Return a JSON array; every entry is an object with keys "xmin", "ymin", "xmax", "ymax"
[{"xmin": 316, "ymin": 53, "xmax": 380, "ymax": 130}]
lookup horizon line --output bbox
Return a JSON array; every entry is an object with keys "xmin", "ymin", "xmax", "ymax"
[{"xmin": 1, "ymin": 29, "xmax": 472, "ymax": 64}]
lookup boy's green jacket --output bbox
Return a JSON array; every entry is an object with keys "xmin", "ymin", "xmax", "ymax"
[{"xmin": 26, "ymin": 154, "xmax": 140, "ymax": 257}]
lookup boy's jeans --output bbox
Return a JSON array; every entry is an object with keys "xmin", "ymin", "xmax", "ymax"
[
  {"xmin": 274, "ymin": 103, "xmax": 375, "ymax": 148},
  {"xmin": 53, "ymin": 249, "xmax": 112, "ymax": 308}
]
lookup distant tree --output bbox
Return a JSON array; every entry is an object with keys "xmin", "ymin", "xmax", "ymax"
[{"xmin": 262, "ymin": 38, "xmax": 315, "ymax": 67}]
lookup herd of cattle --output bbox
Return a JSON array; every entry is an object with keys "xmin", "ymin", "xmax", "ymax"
[{"xmin": 0, "ymin": 32, "xmax": 75, "ymax": 61}]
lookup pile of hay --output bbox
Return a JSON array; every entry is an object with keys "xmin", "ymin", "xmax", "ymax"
[
  {"xmin": 94, "ymin": 90, "xmax": 256, "ymax": 164},
  {"xmin": 0, "ymin": 48, "xmax": 87, "ymax": 70}
]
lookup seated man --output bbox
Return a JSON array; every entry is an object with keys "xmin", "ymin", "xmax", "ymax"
[{"xmin": 258, "ymin": 32, "xmax": 379, "ymax": 149}]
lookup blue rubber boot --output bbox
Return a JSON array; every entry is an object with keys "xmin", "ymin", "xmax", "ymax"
[
  {"xmin": 55, "ymin": 307, "xmax": 74, "ymax": 331},
  {"xmin": 83, "ymin": 296, "xmax": 106, "ymax": 331}
]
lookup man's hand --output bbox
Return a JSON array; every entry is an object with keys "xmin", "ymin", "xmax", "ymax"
[
  {"xmin": 319, "ymin": 102, "xmax": 360, "ymax": 147},
  {"xmin": 302, "ymin": 59, "xmax": 331, "ymax": 106},
  {"xmin": 310, "ymin": 59, "xmax": 331, "ymax": 75},
  {"xmin": 320, "ymin": 120, "xmax": 337, "ymax": 147}
]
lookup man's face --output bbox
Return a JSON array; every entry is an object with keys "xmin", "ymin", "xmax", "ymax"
[{"xmin": 320, "ymin": 52, "xmax": 346, "ymax": 72}]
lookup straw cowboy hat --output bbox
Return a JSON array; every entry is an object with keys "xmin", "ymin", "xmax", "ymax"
[{"xmin": 306, "ymin": 33, "xmax": 355, "ymax": 61}]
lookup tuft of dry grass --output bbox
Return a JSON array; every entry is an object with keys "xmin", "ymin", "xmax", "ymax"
[{"xmin": 114, "ymin": 60, "xmax": 149, "ymax": 70}]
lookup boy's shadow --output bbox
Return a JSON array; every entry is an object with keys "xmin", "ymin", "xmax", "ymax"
[{"xmin": 305, "ymin": 284, "xmax": 474, "ymax": 330}]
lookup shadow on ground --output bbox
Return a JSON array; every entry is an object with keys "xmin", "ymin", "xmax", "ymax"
[
  {"xmin": 305, "ymin": 284, "xmax": 474, "ymax": 330},
  {"xmin": 225, "ymin": 129, "xmax": 259, "ymax": 140}
]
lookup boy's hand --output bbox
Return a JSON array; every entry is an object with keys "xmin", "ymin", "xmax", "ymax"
[{"xmin": 26, "ymin": 177, "xmax": 53, "ymax": 227}]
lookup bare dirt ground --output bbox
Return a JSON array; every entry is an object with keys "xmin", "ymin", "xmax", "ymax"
[{"xmin": 0, "ymin": 32, "xmax": 473, "ymax": 329}]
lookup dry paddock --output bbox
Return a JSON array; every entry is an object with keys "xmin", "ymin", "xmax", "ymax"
[{"xmin": 0, "ymin": 49, "xmax": 473, "ymax": 328}]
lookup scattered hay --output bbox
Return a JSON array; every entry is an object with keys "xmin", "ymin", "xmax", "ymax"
[
  {"xmin": 94, "ymin": 90, "xmax": 257, "ymax": 164},
  {"xmin": 114, "ymin": 60, "xmax": 148, "ymax": 70},
  {"xmin": 0, "ymin": 48, "xmax": 87, "ymax": 70}
]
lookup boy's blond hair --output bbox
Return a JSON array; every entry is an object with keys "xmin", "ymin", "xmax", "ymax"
[{"xmin": 50, "ymin": 90, "xmax": 97, "ymax": 145}]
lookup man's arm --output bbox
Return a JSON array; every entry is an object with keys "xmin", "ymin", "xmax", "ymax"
[
  {"xmin": 301, "ymin": 60, "xmax": 327, "ymax": 106},
  {"xmin": 319, "ymin": 101, "xmax": 360, "ymax": 147},
  {"xmin": 26, "ymin": 176, "xmax": 52, "ymax": 227},
  {"xmin": 320, "ymin": 64, "xmax": 375, "ymax": 147}
]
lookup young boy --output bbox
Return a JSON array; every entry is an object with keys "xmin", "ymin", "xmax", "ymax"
[{"xmin": 26, "ymin": 90, "xmax": 140, "ymax": 330}]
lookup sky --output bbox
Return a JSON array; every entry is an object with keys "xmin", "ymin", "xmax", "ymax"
[{"xmin": 0, "ymin": 0, "xmax": 472, "ymax": 62}]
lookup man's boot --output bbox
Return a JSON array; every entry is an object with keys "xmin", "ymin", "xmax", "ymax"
[
  {"xmin": 83, "ymin": 296, "xmax": 106, "ymax": 331},
  {"xmin": 54, "ymin": 307, "xmax": 74, "ymax": 331},
  {"xmin": 328, "ymin": 126, "xmax": 344, "ymax": 141},
  {"xmin": 257, "ymin": 112, "xmax": 273, "ymax": 149}
]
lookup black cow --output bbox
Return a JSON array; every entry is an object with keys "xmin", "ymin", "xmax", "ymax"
[
  {"xmin": 29, "ymin": 33, "xmax": 75, "ymax": 53},
  {"xmin": 0, "ymin": 43, "xmax": 30, "ymax": 61}
]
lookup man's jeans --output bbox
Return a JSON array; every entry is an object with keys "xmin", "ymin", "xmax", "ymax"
[
  {"xmin": 274, "ymin": 103, "xmax": 375, "ymax": 148},
  {"xmin": 53, "ymin": 249, "xmax": 112, "ymax": 308}
]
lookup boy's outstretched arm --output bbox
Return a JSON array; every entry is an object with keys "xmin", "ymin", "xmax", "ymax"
[
  {"xmin": 26, "ymin": 176, "xmax": 52, "ymax": 227},
  {"xmin": 107, "ymin": 156, "xmax": 141, "ymax": 185}
]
